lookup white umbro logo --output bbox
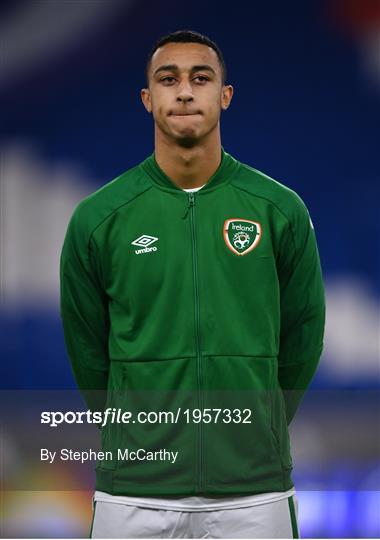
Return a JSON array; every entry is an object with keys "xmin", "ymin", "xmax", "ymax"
[
  {"xmin": 131, "ymin": 234, "xmax": 158, "ymax": 254},
  {"xmin": 131, "ymin": 235, "xmax": 158, "ymax": 247}
]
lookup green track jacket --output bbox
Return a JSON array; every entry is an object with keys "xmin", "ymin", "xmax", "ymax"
[{"xmin": 60, "ymin": 149, "xmax": 325, "ymax": 497}]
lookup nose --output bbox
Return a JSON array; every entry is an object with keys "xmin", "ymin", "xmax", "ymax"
[{"xmin": 176, "ymin": 77, "xmax": 194, "ymax": 103}]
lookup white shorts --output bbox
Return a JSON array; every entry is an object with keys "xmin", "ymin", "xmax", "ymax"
[{"xmin": 90, "ymin": 493, "xmax": 300, "ymax": 538}]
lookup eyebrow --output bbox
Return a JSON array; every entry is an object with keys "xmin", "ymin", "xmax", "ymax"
[{"xmin": 153, "ymin": 64, "xmax": 217, "ymax": 77}]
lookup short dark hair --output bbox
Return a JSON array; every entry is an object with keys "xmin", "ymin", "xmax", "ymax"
[{"xmin": 146, "ymin": 30, "xmax": 227, "ymax": 85}]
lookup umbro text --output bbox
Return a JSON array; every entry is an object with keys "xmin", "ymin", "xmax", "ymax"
[{"xmin": 135, "ymin": 246, "xmax": 158, "ymax": 255}]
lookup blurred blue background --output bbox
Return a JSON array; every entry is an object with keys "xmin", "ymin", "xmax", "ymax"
[{"xmin": 1, "ymin": 0, "xmax": 379, "ymax": 537}]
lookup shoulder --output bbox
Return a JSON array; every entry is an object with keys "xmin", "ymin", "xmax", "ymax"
[
  {"xmin": 232, "ymin": 160, "xmax": 312, "ymax": 228},
  {"xmin": 67, "ymin": 163, "xmax": 153, "ymax": 241}
]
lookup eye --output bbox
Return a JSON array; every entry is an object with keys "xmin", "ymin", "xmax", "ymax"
[
  {"xmin": 193, "ymin": 75, "xmax": 209, "ymax": 83},
  {"xmin": 160, "ymin": 76, "xmax": 176, "ymax": 85}
]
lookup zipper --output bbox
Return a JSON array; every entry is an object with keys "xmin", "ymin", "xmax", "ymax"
[{"xmin": 188, "ymin": 191, "xmax": 204, "ymax": 492}]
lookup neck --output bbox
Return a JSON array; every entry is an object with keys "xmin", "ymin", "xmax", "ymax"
[{"xmin": 154, "ymin": 127, "xmax": 222, "ymax": 190}]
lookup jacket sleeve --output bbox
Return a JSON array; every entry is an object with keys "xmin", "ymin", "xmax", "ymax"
[
  {"xmin": 60, "ymin": 207, "xmax": 110, "ymax": 414},
  {"xmin": 276, "ymin": 197, "xmax": 326, "ymax": 425}
]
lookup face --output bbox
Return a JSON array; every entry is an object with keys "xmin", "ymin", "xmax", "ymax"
[{"xmin": 141, "ymin": 42, "xmax": 233, "ymax": 145}]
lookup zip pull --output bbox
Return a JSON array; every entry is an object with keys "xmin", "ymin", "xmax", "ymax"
[{"xmin": 181, "ymin": 192, "xmax": 196, "ymax": 219}]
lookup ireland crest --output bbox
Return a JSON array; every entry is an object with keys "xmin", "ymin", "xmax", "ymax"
[{"xmin": 223, "ymin": 218, "xmax": 262, "ymax": 256}]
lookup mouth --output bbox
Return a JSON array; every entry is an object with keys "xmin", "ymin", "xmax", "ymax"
[{"xmin": 169, "ymin": 112, "xmax": 202, "ymax": 117}]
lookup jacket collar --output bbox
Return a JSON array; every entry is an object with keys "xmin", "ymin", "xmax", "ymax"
[{"xmin": 140, "ymin": 147, "xmax": 239, "ymax": 193}]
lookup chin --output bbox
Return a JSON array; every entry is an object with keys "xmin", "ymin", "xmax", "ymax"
[{"xmin": 170, "ymin": 128, "xmax": 200, "ymax": 146}]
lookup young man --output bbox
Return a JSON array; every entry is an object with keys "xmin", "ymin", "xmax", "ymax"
[{"xmin": 60, "ymin": 30, "xmax": 325, "ymax": 538}]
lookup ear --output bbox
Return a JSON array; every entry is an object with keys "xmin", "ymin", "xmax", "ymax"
[
  {"xmin": 221, "ymin": 84, "xmax": 234, "ymax": 111},
  {"xmin": 141, "ymin": 88, "xmax": 152, "ymax": 113}
]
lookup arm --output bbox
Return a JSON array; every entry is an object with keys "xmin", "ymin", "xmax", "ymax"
[
  {"xmin": 60, "ymin": 207, "xmax": 110, "ymax": 414},
  {"xmin": 276, "ymin": 199, "xmax": 326, "ymax": 425}
]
